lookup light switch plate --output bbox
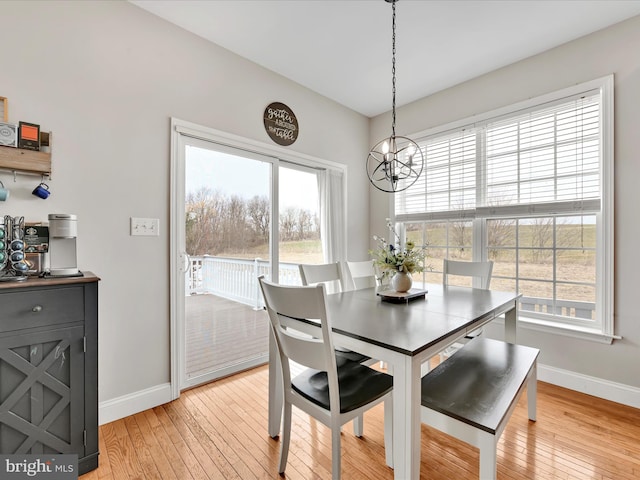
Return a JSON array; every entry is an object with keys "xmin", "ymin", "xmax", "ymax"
[{"xmin": 131, "ymin": 217, "xmax": 159, "ymax": 236}]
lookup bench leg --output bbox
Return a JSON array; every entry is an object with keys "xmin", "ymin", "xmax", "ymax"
[
  {"xmin": 478, "ymin": 432, "xmax": 498, "ymax": 480},
  {"xmin": 528, "ymin": 363, "xmax": 537, "ymax": 421}
]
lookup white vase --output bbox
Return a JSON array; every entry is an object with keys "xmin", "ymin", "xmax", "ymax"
[{"xmin": 391, "ymin": 271, "xmax": 412, "ymax": 293}]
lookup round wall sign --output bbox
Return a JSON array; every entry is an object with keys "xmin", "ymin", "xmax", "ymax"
[{"xmin": 263, "ymin": 102, "xmax": 299, "ymax": 146}]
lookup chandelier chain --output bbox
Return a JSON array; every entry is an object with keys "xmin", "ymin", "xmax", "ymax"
[
  {"xmin": 366, "ymin": 0, "xmax": 424, "ymax": 193},
  {"xmin": 391, "ymin": 0, "xmax": 396, "ymax": 138}
]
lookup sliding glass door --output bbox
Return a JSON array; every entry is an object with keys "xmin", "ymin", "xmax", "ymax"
[
  {"xmin": 179, "ymin": 137, "xmax": 274, "ymax": 389},
  {"xmin": 278, "ymin": 164, "xmax": 322, "ymax": 283},
  {"xmin": 171, "ymin": 119, "xmax": 347, "ymax": 394}
]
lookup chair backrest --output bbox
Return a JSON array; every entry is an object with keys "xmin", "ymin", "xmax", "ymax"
[
  {"xmin": 346, "ymin": 260, "xmax": 377, "ymax": 290},
  {"xmin": 442, "ymin": 259, "xmax": 494, "ymax": 290},
  {"xmin": 258, "ymin": 276, "xmax": 339, "ymax": 406},
  {"xmin": 298, "ymin": 262, "xmax": 345, "ymax": 292}
]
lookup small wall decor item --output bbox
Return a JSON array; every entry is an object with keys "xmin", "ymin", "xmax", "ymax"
[
  {"xmin": 18, "ymin": 121, "xmax": 40, "ymax": 151},
  {"xmin": 39, "ymin": 131, "xmax": 51, "ymax": 153},
  {"xmin": 0, "ymin": 97, "xmax": 7, "ymax": 122},
  {"xmin": 263, "ymin": 102, "xmax": 299, "ymax": 146},
  {"xmin": 0, "ymin": 122, "xmax": 18, "ymax": 147}
]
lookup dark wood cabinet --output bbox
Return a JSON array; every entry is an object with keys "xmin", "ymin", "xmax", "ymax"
[{"xmin": 0, "ymin": 273, "xmax": 99, "ymax": 474}]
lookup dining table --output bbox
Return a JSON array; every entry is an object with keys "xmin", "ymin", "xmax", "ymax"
[{"xmin": 267, "ymin": 282, "xmax": 521, "ymax": 480}]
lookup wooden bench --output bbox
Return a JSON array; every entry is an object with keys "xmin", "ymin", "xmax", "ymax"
[{"xmin": 420, "ymin": 337, "xmax": 539, "ymax": 479}]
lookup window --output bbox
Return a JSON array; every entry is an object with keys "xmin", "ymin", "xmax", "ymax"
[{"xmin": 395, "ymin": 76, "xmax": 614, "ymax": 342}]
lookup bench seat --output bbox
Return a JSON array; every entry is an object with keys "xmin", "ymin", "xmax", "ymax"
[{"xmin": 421, "ymin": 337, "xmax": 539, "ymax": 479}]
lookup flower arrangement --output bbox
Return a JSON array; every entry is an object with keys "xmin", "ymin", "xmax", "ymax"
[{"xmin": 369, "ymin": 219, "xmax": 428, "ymax": 283}]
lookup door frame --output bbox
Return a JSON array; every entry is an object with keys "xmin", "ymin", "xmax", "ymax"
[{"xmin": 169, "ymin": 118, "xmax": 346, "ymax": 399}]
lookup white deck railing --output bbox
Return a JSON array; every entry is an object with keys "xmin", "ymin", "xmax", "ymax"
[
  {"xmin": 520, "ymin": 296, "xmax": 595, "ymax": 320},
  {"xmin": 186, "ymin": 256, "xmax": 596, "ymax": 319},
  {"xmin": 186, "ymin": 256, "xmax": 301, "ymax": 309}
]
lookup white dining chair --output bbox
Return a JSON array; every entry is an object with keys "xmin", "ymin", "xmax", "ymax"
[
  {"xmin": 345, "ymin": 260, "xmax": 378, "ymax": 290},
  {"xmin": 441, "ymin": 259, "xmax": 494, "ymax": 360},
  {"xmin": 443, "ymin": 258, "xmax": 494, "ymax": 290},
  {"xmin": 298, "ymin": 262, "xmax": 380, "ymax": 434},
  {"xmin": 298, "ymin": 263, "xmax": 375, "ymax": 366},
  {"xmin": 345, "ymin": 260, "xmax": 393, "ymax": 372},
  {"xmin": 298, "ymin": 262, "xmax": 346, "ymax": 292},
  {"xmin": 258, "ymin": 276, "xmax": 393, "ymax": 479}
]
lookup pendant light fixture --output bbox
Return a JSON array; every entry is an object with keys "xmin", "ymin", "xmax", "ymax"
[{"xmin": 367, "ymin": 0, "xmax": 423, "ymax": 193}]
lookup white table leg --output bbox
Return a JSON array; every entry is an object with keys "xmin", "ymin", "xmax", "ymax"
[
  {"xmin": 384, "ymin": 393, "xmax": 393, "ymax": 468},
  {"xmin": 504, "ymin": 302, "xmax": 517, "ymax": 344},
  {"xmin": 478, "ymin": 433, "xmax": 498, "ymax": 480},
  {"xmin": 392, "ymin": 354, "xmax": 422, "ymax": 480},
  {"xmin": 528, "ymin": 363, "xmax": 537, "ymax": 421},
  {"xmin": 268, "ymin": 329, "xmax": 282, "ymax": 438}
]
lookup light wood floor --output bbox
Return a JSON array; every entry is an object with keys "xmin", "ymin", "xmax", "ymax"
[{"xmin": 81, "ymin": 364, "xmax": 640, "ymax": 480}]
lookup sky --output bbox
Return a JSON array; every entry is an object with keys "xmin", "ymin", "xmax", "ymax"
[{"xmin": 185, "ymin": 146, "xmax": 318, "ymax": 212}]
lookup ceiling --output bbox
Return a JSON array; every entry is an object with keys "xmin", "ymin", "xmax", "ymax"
[{"xmin": 130, "ymin": 0, "xmax": 640, "ymax": 118}]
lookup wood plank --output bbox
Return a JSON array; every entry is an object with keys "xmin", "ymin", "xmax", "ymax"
[
  {"xmin": 161, "ymin": 402, "xmax": 228, "ymax": 479},
  {"xmin": 84, "ymin": 367, "xmax": 640, "ymax": 480},
  {"xmin": 162, "ymin": 398, "xmax": 240, "ymax": 479},
  {"xmin": 122, "ymin": 416, "xmax": 164, "ymax": 480},
  {"xmin": 132, "ymin": 410, "xmax": 183, "ymax": 480},
  {"xmin": 100, "ymin": 421, "xmax": 146, "ymax": 479},
  {"xmin": 0, "ymin": 144, "xmax": 51, "ymax": 175}
]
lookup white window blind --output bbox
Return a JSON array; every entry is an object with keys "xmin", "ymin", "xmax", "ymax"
[
  {"xmin": 481, "ymin": 91, "xmax": 601, "ymax": 218},
  {"xmin": 396, "ymin": 90, "xmax": 602, "ymax": 220},
  {"xmin": 395, "ymin": 130, "xmax": 477, "ymax": 221}
]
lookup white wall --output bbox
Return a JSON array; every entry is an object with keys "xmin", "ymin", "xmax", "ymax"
[
  {"xmin": 1, "ymin": 0, "xmax": 370, "ymax": 415},
  {"xmin": 370, "ymin": 15, "xmax": 640, "ymax": 397},
  {"xmin": 4, "ymin": 0, "xmax": 639, "ymax": 418}
]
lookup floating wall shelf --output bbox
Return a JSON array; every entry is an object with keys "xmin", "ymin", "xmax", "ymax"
[{"xmin": 0, "ymin": 144, "xmax": 51, "ymax": 176}]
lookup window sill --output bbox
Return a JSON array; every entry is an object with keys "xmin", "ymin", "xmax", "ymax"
[{"xmin": 493, "ymin": 315, "xmax": 619, "ymax": 344}]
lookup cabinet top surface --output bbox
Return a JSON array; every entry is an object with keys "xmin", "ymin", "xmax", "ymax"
[{"xmin": 0, "ymin": 271, "xmax": 99, "ymax": 290}]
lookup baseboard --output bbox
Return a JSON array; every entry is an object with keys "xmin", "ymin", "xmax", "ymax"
[
  {"xmin": 98, "ymin": 382, "xmax": 173, "ymax": 425},
  {"xmin": 97, "ymin": 365, "xmax": 640, "ymax": 426},
  {"xmin": 538, "ymin": 363, "xmax": 640, "ymax": 409}
]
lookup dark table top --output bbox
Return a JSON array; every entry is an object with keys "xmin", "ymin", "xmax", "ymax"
[
  {"xmin": 0, "ymin": 271, "xmax": 100, "ymax": 290},
  {"xmin": 324, "ymin": 283, "xmax": 519, "ymax": 357}
]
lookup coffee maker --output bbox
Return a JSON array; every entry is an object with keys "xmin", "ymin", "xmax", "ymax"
[{"xmin": 48, "ymin": 213, "xmax": 79, "ymax": 276}]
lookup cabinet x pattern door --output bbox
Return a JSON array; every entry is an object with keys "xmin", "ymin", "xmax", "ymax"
[{"xmin": 0, "ymin": 326, "xmax": 84, "ymax": 455}]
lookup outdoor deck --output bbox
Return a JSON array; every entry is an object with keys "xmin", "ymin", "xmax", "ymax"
[
  {"xmin": 183, "ymin": 256, "xmax": 596, "ymax": 384},
  {"xmin": 185, "ymin": 294, "xmax": 269, "ymax": 380}
]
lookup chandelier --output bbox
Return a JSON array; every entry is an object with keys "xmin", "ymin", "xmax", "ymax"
[{"xmin": 366, "ymin": 0, "xmax": 424, "ymax": 193}]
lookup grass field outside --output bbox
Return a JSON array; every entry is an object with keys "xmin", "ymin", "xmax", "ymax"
[{"xmin": 207, "ymin": 229, "xmax": 595, "ymax": 307}]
